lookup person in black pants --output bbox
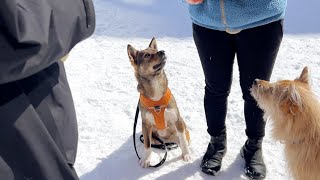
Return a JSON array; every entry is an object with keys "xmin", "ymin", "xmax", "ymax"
[
  {"xmin": 187, "ymin": 0, "xmax": 286, "ymax": 179},
  {"xmin": 193, "ymin": 20, "xmax": 283, "ymax": 178}
]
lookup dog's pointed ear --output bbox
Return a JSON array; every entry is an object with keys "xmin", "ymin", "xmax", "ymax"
[
  {"xmin": 127, "ymin": 44, "xmax": 138, "ymax": 66},
  {"xmin": 296, "ymin": 66, "xmax": 309, "ymax": 84},
  {"xmin": 148, "ymin": 37, "xmax": 158, "ymax": 50}
]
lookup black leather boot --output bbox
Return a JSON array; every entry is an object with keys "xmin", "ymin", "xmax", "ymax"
[
  {"xmin": 200, "ymin": 134, "xmax": 227, "ymax": 176},
  {"xmin": 240, "ymin": 138, "xmax": 266, "ymax": 179}
]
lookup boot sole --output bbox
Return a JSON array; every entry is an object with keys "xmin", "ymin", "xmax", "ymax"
[{"xmin": 201, "ymin": 167, "xmax": 219, "ymax": 176}]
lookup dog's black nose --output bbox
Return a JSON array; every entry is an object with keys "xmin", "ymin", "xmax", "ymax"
[
  {"xmin": 253, "ymin": 79, "xmax": 259, "ymax": 85},
  {"xmin": 158, "ymin": 50, "xmax": 165, "ymax": 55}
]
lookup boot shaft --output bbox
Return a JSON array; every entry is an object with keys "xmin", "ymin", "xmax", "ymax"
[
  {"xmin": 242, "ymin": 138, "xmax": 263, "ymax": 161},
  {"xmin": 244, "ymin": 138, "xmax": 262, "ymax": 152}
]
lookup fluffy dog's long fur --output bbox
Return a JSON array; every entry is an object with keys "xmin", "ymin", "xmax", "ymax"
[{"xmin": 251, "ymin": 67, "xmax": 320, "ymax": 180}]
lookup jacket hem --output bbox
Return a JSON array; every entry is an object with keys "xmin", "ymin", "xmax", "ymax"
[{"xmin": 190, "ymin": 13, "xmax": 285, "ymax": 32}]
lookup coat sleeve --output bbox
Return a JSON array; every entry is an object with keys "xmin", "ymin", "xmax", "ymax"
[{"xmin": 0, "ymin": 0, "xmax": 95, "ymax": 84}]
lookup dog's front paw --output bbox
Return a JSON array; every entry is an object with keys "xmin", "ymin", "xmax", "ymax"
[
  {"xmin": 139, "ymin": 159, "xmax": 151, "ymax": 168},
  {"xmin": 181, "ymin": 153, "xmax": 191, "ymax": 162},
  {"xmin": 139, "ymin": 149, "xmax": 152, "ymax": 168}
]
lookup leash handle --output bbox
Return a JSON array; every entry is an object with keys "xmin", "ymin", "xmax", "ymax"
[{"xmin": 133, "ymin": 100, "xmax": 167, "ymax": 168}]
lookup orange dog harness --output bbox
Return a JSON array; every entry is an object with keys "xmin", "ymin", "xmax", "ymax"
[
  {"xmin": 140, "ymin": 88, "xmax": 172, "ymax": 130},
  {"xmin": 139, "ymin": 89, "xmax": 190, "ymax": 143}
]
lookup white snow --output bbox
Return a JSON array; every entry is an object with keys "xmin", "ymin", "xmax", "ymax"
[{"xmin": 64, "ymin": 0, "xmax": 320, "ymax": 179}]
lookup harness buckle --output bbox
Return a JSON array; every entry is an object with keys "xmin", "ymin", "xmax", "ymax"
[{"xmin": 149, "ymin": 105, "xmax": 165, "ymax": 114}]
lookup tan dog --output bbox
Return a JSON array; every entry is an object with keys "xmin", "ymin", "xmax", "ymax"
[
  {"xmin": 127, "ymin": 38, "xmax": 191, "ymax": 168},
  {"xmin": 251, "ymin": 67, "xmax": 320, "ymax": 180}
]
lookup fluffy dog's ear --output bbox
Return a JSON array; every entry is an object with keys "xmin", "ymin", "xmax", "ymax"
[
  {"xmin": 127, "ymin": 44, "xmax": 137, "ymax": 66},
  {"xmin": 296, "ymin": 66, "xmax": 309, "ymax": 84},
  {"xmin": 148, "ymin": 37, "xmax": 158, "ymax": 50},
  {"xmin": 281, "ymin": 84, "xmax": 302, "ymax": 116},
  {"xmin": 288, "ymin": 84, "xmax": 302, "ymax": 107}
]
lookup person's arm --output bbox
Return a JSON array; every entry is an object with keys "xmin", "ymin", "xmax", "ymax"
[{"xmin": 0, "ymin": 0, "xmax": 95, "ymax": 84}]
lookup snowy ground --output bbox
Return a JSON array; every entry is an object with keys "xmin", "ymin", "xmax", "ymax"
[{"xmin": 64, "ymin": 0, "xmax": 320, "ymax": 179}]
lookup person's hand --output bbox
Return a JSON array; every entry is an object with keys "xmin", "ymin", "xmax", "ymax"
[{"xmin": 186, "ymin": 0, "xmax": 203, "ymax": 5}]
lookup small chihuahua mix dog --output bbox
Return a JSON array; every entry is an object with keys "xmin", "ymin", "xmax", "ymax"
[
  {"xmin": 251, "ymin": 67, "xmax": 320, "ymax": 180},
  {"xmin": 127, "ymin": 38, "xmax": 191, "ymax": 168}
]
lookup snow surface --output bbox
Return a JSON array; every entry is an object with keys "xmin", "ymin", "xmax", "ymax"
[{"xmin": 64, "ymin": 0, "xmax": 320, "ymax": 179}]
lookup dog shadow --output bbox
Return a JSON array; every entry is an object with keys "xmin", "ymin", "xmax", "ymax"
[
  {"xmin": 80, "ymin": 135, "xmax": 184, "ymax": 180},
  {"xmin": 80, "ymin": 134, "xmax": 248, "ymax": 180}
]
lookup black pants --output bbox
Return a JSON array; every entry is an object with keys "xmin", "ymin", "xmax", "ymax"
[{"xmin": 193, "ymin": 20, "xmax": 283, "ymax": 139}]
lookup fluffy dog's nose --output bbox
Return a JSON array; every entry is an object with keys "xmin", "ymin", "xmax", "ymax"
[{"xmin": 253, "ymin": 79, "xmax": 259, "ymax": 85}]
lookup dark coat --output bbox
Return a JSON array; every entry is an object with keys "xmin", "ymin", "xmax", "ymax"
[{"xmin": 0, "ymin": 0, "xmax": 95, "ymax": 179}]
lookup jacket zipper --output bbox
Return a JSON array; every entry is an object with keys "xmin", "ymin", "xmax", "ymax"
[
  {"xmin": 219, "ymin": 0, "xmax": 241, "ymax": 34},
  {"xmin": 219, "ymin": 0, "xmax": 227, "ymax": 28}
]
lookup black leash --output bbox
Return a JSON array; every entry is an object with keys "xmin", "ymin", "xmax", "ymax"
[
  {"xmin": 133, "ymin": 100, "xmax": 177, "ymax": 168},
  {"xmin": 139, "ymin": 135, "xmax": 178, "ymax": 150}
]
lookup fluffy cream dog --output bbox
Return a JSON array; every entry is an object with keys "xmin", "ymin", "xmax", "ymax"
[{"xmin": 251, "ymin": 67, "xmax": 320, "ymax": 180}]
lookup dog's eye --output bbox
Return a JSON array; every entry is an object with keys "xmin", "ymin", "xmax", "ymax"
[{"xmin": 144, "ymin": 53, "xmax": 151, "ymax": 58}]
